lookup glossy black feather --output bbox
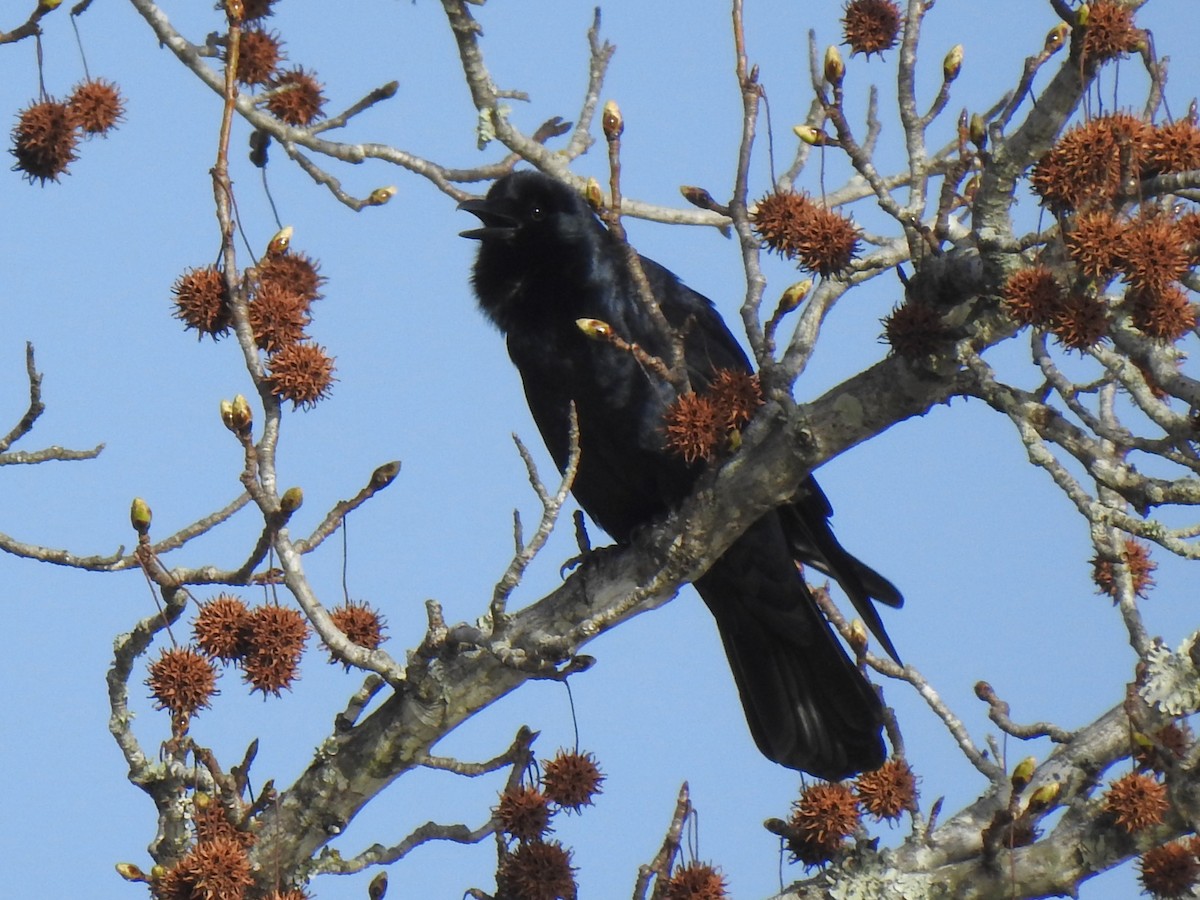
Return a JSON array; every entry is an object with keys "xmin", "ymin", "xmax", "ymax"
[{"xmin": 462, "ymin": 170, "xmax": 902, "ymax": 778}]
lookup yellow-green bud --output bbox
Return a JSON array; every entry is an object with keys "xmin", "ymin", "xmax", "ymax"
[
  {"xmin": 602, "ymin": 100, "xmax": 624, "ymax": 140},
  {"xmin": 943, "ymin": 44, "xmax": 964, "ymax": 83},
  {"xmin": 576, "ymin": 318, "xmax": 613, "ymax": 340},
  {"xmin": 1045, "ymin": 22, "xmax": 1070, "ymax": 53},
  {"xmin": 38, "ymin": 0, "xmax": 65, "ymax": 9},
  {"xmin": 266, "ymin": 226, "xmax": 293, "ymax": 257},
  {"xmin": 779, "ymin": 280, "xmax": 813, "ymax": 313},
  {"xmin": 193, "ymin": 791, "xmax": 211, "ymax": 810},
  {"xmin": 230, "ymin": 394, "xmax": 253, "ymax": 433},
  {"xmin": 130, "ymin": 498, "xmax": 152, "ymax": 535},
  {"xmin": 1076, "ymin": 4, "xmax": 1090, "ymax": 26},
  {"xmin": 585, "ymin": 177, "xmax": 604, "ymax": 211},
  {"xmin": 280, "ymin": 487, "xmax": 304, "ymax": 513},
  {"xmin": 793, "ymin": 124, "xmax": 832, "ymax": 147},
  {"xmin": 824, "ymin": 45, "xmax": 845, "ymax": 87},
  {"xmin": 1026, "ymin": 781, "xmax": 1061, "ymax": 813},
  {"xmin": 367, "ymin": 186, "xmax": 397, "ymax": 206},
  {"xmin": 1010, "ymin": 756, "xmax": 1037, "ymax": 791},
  {"xmin": 150, "ymin": 865, "xmax": 167, "ymax": 881},
  {"xmin": 115, "ymin": 863, "xmax": 148, "ymax": 883},
  {"xmin": 969, "ymin": 113, "xmax": 987, "ymax": 150},
  {"xmin": 220, "ymin": 398, "xmax": 235, "ymax": 431},
  {"xmin": 848, "ymin": 618, "xmax": 869, "ymax": 655}
]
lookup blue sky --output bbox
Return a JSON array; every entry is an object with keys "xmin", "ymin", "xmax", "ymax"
[{"xmin": 2, "ymin": 1, "xmax": 1197, "ymax": 898}]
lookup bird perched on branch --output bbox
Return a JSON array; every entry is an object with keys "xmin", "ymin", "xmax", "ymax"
[{"xmin": 460, "ymin": 170, "xmax": 901, "ymax": 779}]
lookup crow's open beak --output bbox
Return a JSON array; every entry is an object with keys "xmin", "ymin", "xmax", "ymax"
[{"xmin": 458, "ymin": 198, "xmax": 519, "ymax": 241}]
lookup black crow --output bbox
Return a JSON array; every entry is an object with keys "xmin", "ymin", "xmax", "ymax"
[{"xmin": 461, "ymin": 170, "xmax": 901, "ymax": 779}]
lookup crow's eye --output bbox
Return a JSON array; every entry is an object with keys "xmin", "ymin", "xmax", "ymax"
[{"xmin": 529, "ymin": 205, "xmax": 546, "ymax": 222}]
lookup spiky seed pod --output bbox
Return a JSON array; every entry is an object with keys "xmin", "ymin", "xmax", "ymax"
[
  {"xmin": 1178, "ymin": 210, "xmax": 1200, "ymax": 265},
  {"xmin": 841, "ymin": 0, "xmax": 901, "ymax": 58},
  {"xmin": 1030, "ymin": 113, "xmax": 1152, "ymax": 213},
  {"xmin": 881, "ymin": 301, "xmax": 949, "ymax": 359},
  {"xmin": 173, "ymin": 266, "xmax": 232, "ymax": 339},
  {"xmin": 1146, "ymin": 119, "xmax": 1200, "ymax": 175},
  {"xmin": 664, "ymin": 861, "xmax": 728, "ymax": 900},
  {"xmin": 1104, "ymin": 771, "xmax": 1169, "ymax": 834},
  {"xmin": 1127, "ymin": 285, "xmax": 1197, "ymax": 343},
  {"xmin": 193, "ymin": 594, "xmax": 252, "ymax": 661},
  {"xmin": 193, "ymin": 800, "xmax": 255, "ymax": 849},
  {"xmin": 541, "ymin": 749, "xmax": 604, "ymax": 812},
  {"xmin": 1048, "ymin": 291, "xmax": 1107, "ymax": 351},
  {"xmin": 1136, "ymin": 723, "xmax": 1194, "ymax": 774},
  {"xmin": 147, "ymin": 647, "xmax": 218, "ymax": 718},
  {"xmin": 266, "ymin": 67, "xmax": 326, "ymax": 126},
  {"xmin": 235, "ymin": 28, "xmax": 283, "ymax": 87},
  {"xmin": 1081, "ymin": 0, "xmax": 1144, "ymax": 67},
  {"xmin": 1002, "ymin": 266, "xmax": 1064, "ymax": 328},
  {"xmin": 328, "ymin": 600, "xmax": 388, "ymax": 664},
  {"xmin": 248, "ymin": 281, "xmax": 311, "ymax": 351},
  {"xmin": 752, "ymin": 191, "xmax": 860, "ymax": 276},
  {"xmin": 1064, "ymin": 210, "xmax": 1127, "ymax": 284},
  {"xmin": 855, "ymin": 758, "xmax": 917, "ymax": 821},
  {"xmin": 268, "ymin": 341, "xmax": 336, "ymax": 409},
  {"xmin": 239, "ymin": 0, "xmax": 276, "ymax": 22},
  {"xmin": 708, "ymin": 369, "xmax": 763, "ymax": 429},
  {"xmin": 663, "ymin": 392, "xmax": 724, "ymax": 465},
  {"xmin": 241, "ymin": 604, "xmax": 308, "ymax": 697},
  {"xmin": 1140, "ymin": 841, "xmax": 1200, "ymax": 899},
  {"xmin": 496, "ymin": 785, "xmax": 553, "ymax": 842},
  {"xmin": 496, "ymin": 840, "xmax": 576, "ymax": 900},
  {"xmin": 258, "ymin": 251, "xmax": 324, "ymax": 302},
  {"xmin": 67, "ymin": 78, "xmax": 124, "ymax": 136},
  {"xmin": 1092, "ymin": 538, "xmax": 1157, "ymax": 599},
  {"xmin": 11, "ymin": 98, "xmax": 79, "ymax": 184},
  {"xmin": 788, "ymin": 782, "xmax": 860, "ymax": 867},
  {"xmin": 152, "ymin": 835, "xmax": 254, "ymax": 900},
  {"xmin": 1115, "ymin": 210, "xmax": 1190, "ymax": 296}
]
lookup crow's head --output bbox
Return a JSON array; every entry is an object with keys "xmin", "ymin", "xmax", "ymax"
[
  {"xmin": 461, "ymin": 171, "xmax": 605, "ymax": 329},
  {"xmin": 459, "ymin": 170, "xmax": 597, "ymax": 247}
]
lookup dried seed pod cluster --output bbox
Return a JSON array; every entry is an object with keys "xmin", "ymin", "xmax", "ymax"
[
  {"xmin": 10, "ymin": 78, "xmax": 124, "ymax": 184},
  {"xmin": 1004, "ymin": 107, "xmax": 1200, "ymax": 351},
  {"xmin": 662, "ymin": 369, "xmax": 763, "ymax": 464},
  {"xmin": 493, "ymin": 749, "xmax": 604, "ymax": 900}
]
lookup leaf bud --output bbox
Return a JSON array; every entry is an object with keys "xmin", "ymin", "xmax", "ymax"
[
  {"xmin": 115, "ymin": 863, "xmax": 148, "ymax": 883},
  {"xmin": 1076, "ymin": 4, "xmax": 1090, "ymax": 27},
  {"xmin": 848, "ymin": 618, "xmax": 869, "ymax": 655},
  {"xmin": 1010, "ymin": 756, "xmax": 1037, "ymax": 791},
  {"xmin": 576, "ymin": 318, "xmax": 613, "ymax": 340},
  {"xmin": 778, "ymin": 280, "xmax": 813, "ymax": 313},
  {"xmin": 220, "ymin": 398, "xmax": 235, "ymax": 431},
  {"xmin": 969, "ymin": 113, "xmax": 987, "ymax": 150},
  {"xmin": 602, "ymin": 100, "xmax": 623, "ymax": 140},
  {"xmin": 279, "ymin": 487, "xmax": 304, "ymax": 513},
  {"xmin": 230, "ymin": 394, "xmax": 253, "ymax": 433},
  {"xmin": 193, "ymin": 791, "xmax": 212, "ymax": 810},
  {"xmin": 130, "ymin": 498, "xmax": 152, "ymax": 535},
  {"xmin": 367, "ymin": 186, "xmax": 397, "ymax": 206},
  {"xmin": 943, "ymin": 44, "xmax": 964, "ymax": 83},
  {"xmin": 371, "ymin": 460, "xmax": 401, "ymax": 489},
  {"xmin": 1045, "ymin": 22, "xmax": 1070, "ymax": 54},
  {"xmin": 680, "ymin": 185, "xmax": 718, "ymax": 210},
  {"xmin": 585, "ymin": 177, "xmax": 604, "ymax": 211},
  {"xmin": 1026, "ymin": 781, "xmax": 1061, "ymax": 813},
  {"xmin": 824, "ymin": 45, "xmax": 845, "ymax": 87},
  {"xmin": 793, "ymin": 124, "xmax": 832, "ymax": 146},
  {"xmin": 266, "ymin": 225, "xmax": 293, "ymax": 258},
  {"xmin": 369, "ymin": 872, "xmax": 389, "ymax": 900}
]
